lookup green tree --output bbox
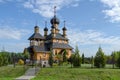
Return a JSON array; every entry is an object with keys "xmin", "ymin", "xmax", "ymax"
[
  {"xmin": 82, "ymin": 53, "xmax": 84, "ymax": 64},
  {"xmin": 0, "ymin": 52, "xmax": 10, "ymax": 66},
  {"xmin": 23, "ymin": 48, "xmax": 30, "ymax": 59},
  {"xmin": 0, "ymin": 54, "xmax": 3, "ymax": 66},
  {"xmin": 94, "ymin": 47, "xmax": 106, "ymax": 68},
  {"xmin": 8, "ymin": 53, "xmax": 13, "ymax": 64},
  {"xmin": 73, "ymin": 46, "xmax": 81, "ymax": 67},
  {"xmin": 111, "ymin": 52, "xmax": 115, "ymax": 68},
  {"xmin": 56, "ymin": 54, "xmax": 63, "ymax": 66},
  {"xmin": 23, "ymin": 49, "xmax": 30, "ymax": 65},
  {"xmin": 48, "ymin": 50, "xmax": 53, "ymax": 67},
  {"xmin": 63, "ymin": 50, "xmax": 67, "ymax": 62},
  {"xmin": 91, "ymin": 56, "xmax": 94, "ymax": 68},
  {"xmin": 2, "ymin": 52, "xmax": 9, "ymax": 66},
  {"xmin": 116, "ymin": 52, "xmax": 120, "ymax": 68},
  {"xmin": 68, "ymin": 54, "xmax": 75, "ymax": 68}
]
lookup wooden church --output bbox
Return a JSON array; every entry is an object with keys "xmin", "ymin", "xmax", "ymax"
[{"xmin": 26, "ymin": 7, "xmax": 73, "ymax": 67}]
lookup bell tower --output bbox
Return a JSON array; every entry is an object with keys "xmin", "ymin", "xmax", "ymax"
[
  {"xmin": 62, "ymin": 21, "xmax": 67, "ymax": 38},
  {"xmin": 50, "ymin": 6, "xmax": 60, "ymax": 34},
  {"xmin": 34, "ymin": 26, "xmax": 39, "ymax": 33},
  {"xmin": 44, "ymin": 21, "xmax": 48, "ymax": 38}
]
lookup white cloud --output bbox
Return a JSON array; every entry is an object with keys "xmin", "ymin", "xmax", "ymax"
[
  {"xmin": 23, "ymin": 0, "xmax": 80, "ymax": 18},
  {"xmin": 0, "ymin": 26, "xmax": 30, "ymax": 40},
  {"xmin": 100, "ymin": 0, "xmax": 120, "ymax": 22},
  {"xmin": 67, "ymin": 29, "xmax": 120, "ymax": 56},
  {"xmin": 68, "ymin": 29, "xmax": 120, "ymax": 45}
]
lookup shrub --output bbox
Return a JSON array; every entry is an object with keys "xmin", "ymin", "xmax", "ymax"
[{"xmin": 18, "ymin": 59, "xmax": 24, "ymax": 65}]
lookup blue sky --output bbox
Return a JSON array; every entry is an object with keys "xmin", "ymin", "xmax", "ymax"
[{"xmin": 0, "ymin": 0, "xmax": 120, "ymax": 57}]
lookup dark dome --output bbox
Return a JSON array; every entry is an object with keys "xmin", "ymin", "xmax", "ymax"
[
  {"xmin": 51, "ymin": 25, "xmax": 55, "ymax": 28},
  {"xmin": 50, "ymin": 16, "xmax": 60, "ymax": 24},
  {"xmin": 34, "ymin": 25, "xmax": 39, "ymax": 28},
  {"xmin": 44, "ymin": 27, "xmax": 48, "ymax": 31},
  {"xmin": 62, "ymin": 27, "xmax": 67, "ymax": 30}
]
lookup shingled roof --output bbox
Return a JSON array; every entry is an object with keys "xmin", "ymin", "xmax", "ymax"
[
  {"xmin": 46, "ymin": 33, "xmax": 68, "ymax": 40},
  {"xmin": 33, "ymin": 46, "xmax": 49, "ymax": 52},
  {"xmin": 28, "ymin": 33, "xmax": 44, "ymax": 40},
  {"xmin": 52, "ymin": 42, "xmax": 73, "ymax": 49},
  {"xmin": 27, "ymin": 42, "xmax": 72, "ymax": 53},
  {"xmin": 28, "ymin": 45, "xmax": 50, "ymax": 53}
]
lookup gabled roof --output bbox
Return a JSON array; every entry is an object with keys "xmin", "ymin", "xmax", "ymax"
[
  {"xmin": 27, "ymin": 42, "xmax": 73, "ymax": 53},
  {"xmin": 27, "ymin": 45, "xmax": 50, "ymax": 53},
  {"xmin": 46, "ymin": 33, "xmax": 68, "ymax": 40},
  {"xmin": 28, "ymin": 33, "xmax": 44, "ymax": 40},
  {"xmin": 52, "ymin": 42, "xmax": 73, "ymax": 49},
  {"xmin": 33, "ymin": 45, "xmax": 49, "ymax": 52}
]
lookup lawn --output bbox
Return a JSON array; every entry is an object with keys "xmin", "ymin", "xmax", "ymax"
[
  {"xmin": 0, "ymin": 65, "xmax": 28, "ymax": 80},
  {"xmin": 32, "ymin": 64, "xmax": 120, "ymax": 80}
]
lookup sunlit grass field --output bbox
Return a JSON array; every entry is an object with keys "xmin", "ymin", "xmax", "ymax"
[
  {"xmin": 0, "ymin": 65, "xmax": 28, "ymax": 80},
  {"xmin": 0, "ymin": 64, "xmax": 120, "ymax": 80},
  {"xmin": 32, "ymin": 64, "xmax": 120, "ymax": 80}
]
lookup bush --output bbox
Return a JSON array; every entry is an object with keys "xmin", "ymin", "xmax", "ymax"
[
  {"xmin": 53, "ymin": 63, "xmax": 58, "ymax": 66},
  {"xmin": 18, "ymin": 59, "xmax": 24, "ymax": 65}
]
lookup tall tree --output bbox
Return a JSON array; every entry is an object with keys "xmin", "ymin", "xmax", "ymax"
[
  {"xmin": 116, "ymin": 52, "xmax": 120, "ymax": 68},
  {"xmin": 82, "ymin": 53, "xmax": 84, "ymax": 64},
  {"xmin": 73, "ymin": 46, "xmax": 81, "ymax": 67},
  {"xmin": 2, "ymin": 52, "xmax": 9, "ymax": 66},
  {"xmin": 48, "ymin": 50, "xmax": 53, "ymax": 67},
  {"xmin": 91, "ymin": 56, "xmax": 94, "ymax": 68},
  {"xmin": 56, "ymin": 54, "xmax": 62, "ymax": 66},
  {"xmin": 111, "ymin": 52, "xmax": 115, "ymax": 69},
  {"xmin": 63, "ymin": 50, "xmax": 67, "ymax": 62},
  {"xmin": 0, "ymin": 54, "xmax": 3, "ymax": 66},
  {"xmin": 94, "ymin": 47, "xmax": 106, "ymax": 68},
  {"xmin": 23, "ymin": 48, "xmax": 30, "ymax": 59},
  {"xmin": 68, "ymin": 54, "xmax": 74, "ymax": 68}
]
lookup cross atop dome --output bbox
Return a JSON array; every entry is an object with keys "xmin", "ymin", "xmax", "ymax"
[
  {"xmin": 50, "ymin": 6, "xmax": 60, "ymax": 25},
  {"xmin": 54, "ymin": 6, "xmax": 56, "ymax": 17}
]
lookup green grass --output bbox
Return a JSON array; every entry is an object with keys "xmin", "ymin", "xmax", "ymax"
[
  {"xmin": 0, "ymin": 65, "xmax": 28, "ymax": 80},
  {"xmin": 32, "ymin": 65, "xmax": 120, "ymax": 80}
]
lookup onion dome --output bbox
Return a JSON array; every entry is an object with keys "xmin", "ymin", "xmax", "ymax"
[
  {"xmin": 51, "ymin": 25, "xmax": 55, "ymax": 28},
  {"xmin": 34, "ymin": 25, "xmax": 39, "ymax": 28},
  {"xmin": 44, "ymin": 27, "xmax": 48, "ymax": 31},
  {"xmin": 50, "ymin": 16, "xmax": 60, "ymax": 25},
  {"xmin": 62, "ymin": 27, "xmax": 67, "ymax": 31}
]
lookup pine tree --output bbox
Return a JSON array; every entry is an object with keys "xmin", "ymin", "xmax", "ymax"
[
  {"xmin": 116, "ymin": 52, "xmax": 120, "ymax": 68},
  {"xmin": 0, "ymin": 54, "xmax": 3, "ymax": 66},
  {"xmin": 91, "ymin": 56, "xmax": 94, "ymax": 68},
  {"xmin": 23, "ymin": 48, "xmax": 30, "ymax": 59},
  {"xmin": 82, "ymin": 53, "xmax": 84, "ymax": 64},
  {"xmin": 111, "ymin": 52, "xmax": 115, "ymax": 69},
  {"xmin": 48, "ymin": 50, "xmax": 53, "ymax": 67},
  {"xmin": 68, "ymin": 54, "xmax": 74, "ymax": 68},
  {"xmin": 73, "ymin": 46, "xmax": 81, "ymax": 67},
  {"xmin": 94, "ymin": 47, "xmax": 106, "ymax": 68},
  {"xmin": 63, "ymin": 50, "xmax": 67, "ymax": 62}
]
